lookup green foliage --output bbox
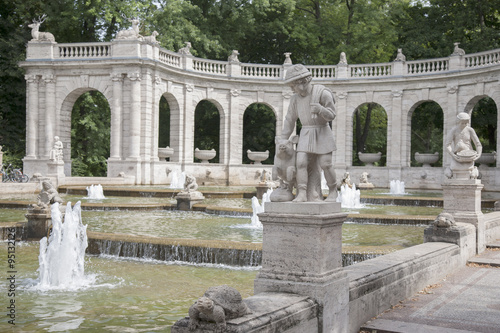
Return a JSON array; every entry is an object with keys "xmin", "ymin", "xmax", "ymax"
[
  {"xmin": 158, "ymin": 96, "xmax": 171, "ymax": 148},
  {"xmin": 410, "ymin": 102, "xmax": 444, "ymax": 166},
  {"xmin": 471, "ymin": 97, "xmax": 497, "ymax": 153},
  {"xmin": 194, "ymin": 100, "xmax": 220, "ymax": 163},
  {"xmin": 243, "ymin": 104, "xmax": 276, "ymax": 164},
  {"xmin": 353, "ymin": 103, "xmax": 388, "ymax": 166},
  {"xmin": 71, "ymin": 91, "xmax": 110, "ymax": 176}
]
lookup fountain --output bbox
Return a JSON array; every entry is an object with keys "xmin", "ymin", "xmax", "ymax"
[
  {"xmin": 85, "ymin": 184, "xmax": 106, "ymax": 199},
  {"xmin": 337, "ymin": 183, "xmax": 364, "ymax": 209},
  {"xmin": 390, "ymin": 179, "xmax": 406, "ymax": 195},
  {"xmin": 169, "ymin": 171, "xmax": 186, "ymax": 189},
  {"xmin": 250, "ymin": 188, "xmax": 272, "ymax": 228},
  {"xmin": 36, "ymin": 201, "xmax": 91, "ymax": 290}
]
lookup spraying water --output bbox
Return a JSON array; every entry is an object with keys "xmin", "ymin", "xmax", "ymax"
[
  {"xmin": 85, "ymin": 184, "xmax": 106, "ymax": 199},
  {"xmin": 390, "ymin": 180, "xmax": 406, "ymax": 195},
  {"xmin": 169, "ymin": 171, "xmax": 186, "ymax": 189},
  {"xmin": 337, "ymin": 183, "xmax": 364, "ymax": 209},
  {"xmin": 36, "ymin": 202, "xmax": 91, "ymax": 290},
  {"xmin": 249, "ymin": 189, "xmax": 273, "ymax": 228}
]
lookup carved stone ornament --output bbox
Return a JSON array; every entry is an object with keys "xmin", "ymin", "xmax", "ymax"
[
  {"xmin": 154, "ymin": 75, "xmax": 161, "ymax": 85},
  {"xmin": 28, "ymin": 15, "xmax": 55, "ymax": 42},
  {"xmin": 178, "ymin": 42, "xmax": 192, "ymax": 55},
  {"xmin": 143, "ymin": 31, "xmax": 159, "ymax": 44},
  {"xmin": 188, "ymin": 285, "xmax": 251, "ymax": 333},
  {"xmin": 282, "ymin": 90, "xmax": 293, "ymax": 99},
  {"xmin": 230, "ymin": 89, "xmax": 240, "ymax": 97},
  {"xmin": 394, "ymin": 48, "xmax": 406, "ymax": 62},
  {"xmin": 228, "ymin": 50, "xmax": 240, "ymax": 63},
  {"xmin": 336, "ymin": 91, "xmax": 348, "ymax": 99},
  {"xmin": 448, "ymin": 86, "xmax": 458, "ymax": 94},
  {"xmin": 111, "ymin": 73, "xmax": 124, "ymax": 82},
  {"xmin": 338, "ymin": 52, "xmax": 348, "ymax": 65},
  {"xmin": 392, "ymin": 90, "xmax": 403, "ymax": 98},
  {"xmin": 116, "ymin": 18, "xmax": 141, "ymax": 40},
  {"xmin": 283, "ymin": 52, "xmax": 292, "ymax": 65},
  {"xmin": 185, "ymin": 83, "xmax": 194, "ymax": 92},
  {"xmin": 128, "ymin": 72, "xmax": 141, "ymax": 81},
  {"xmin": 451, "ymin": 42, "xmax": 465, "ymax": 56},
  {"xmin": 431, "ymin": 212, "xmax": 457, "ymax": 229}
]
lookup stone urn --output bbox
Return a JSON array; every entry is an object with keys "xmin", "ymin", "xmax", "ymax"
[
  {"xmin": 247, "ymin": 150, "xmax": 269, "ymax": 165},
  {"xmin": 158, "ymin": 146, "xmax": 174, "ymax": 160},
  {"xmin": 358, "ymin": 152, "xmax": 382, "ymax": 166},
  {"xmin": 477, "ymin": 152, "xmax": 497, "ymax": 166},
  {"xmin": 415, "ymin": 152, "xmax": 439, "ymax": 167},
  {"xmin": 194, "ymin": 148, "xmax": 216, "ymax": 163}
]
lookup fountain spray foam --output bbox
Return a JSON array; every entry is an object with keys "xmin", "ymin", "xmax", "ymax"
[
  {"xmin": 85, "ymin": 184, "xmax": 106, "ymax": 199},
  {"xmin": 36, "ymin": 201, "xmax": 90, "ymax": 290}
]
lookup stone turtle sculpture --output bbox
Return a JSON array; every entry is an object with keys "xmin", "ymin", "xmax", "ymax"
[{"xmin": 188, "ymin": 285, "xmax": 251, "ymax": 332}]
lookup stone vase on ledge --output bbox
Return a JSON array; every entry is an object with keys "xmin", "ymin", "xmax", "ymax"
[
  {"xmin": 194, "ymin": 148, "xmax": 216, "ymax": 163},
  {"xmin": 247, "ymin": 150, "xmax": 269, "ymax": 165},
  {"xmin": 415, "ymin": 152, "xmax": 440, "ymax": 167},
  {"xmin": 358, "ymin": 152, "xmax": 382, "ymax": 166}
]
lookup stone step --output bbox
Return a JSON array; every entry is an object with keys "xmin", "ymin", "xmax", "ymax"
[
  {"xmin": 360, "ymin": 318, "xmax": 476, "ymax": 333},
  {"xmin": 467, "ymin": 257, "xmax": 500, "ymax": 267},
  {"xmin": 486, "ymin": 240, "xmax": 500, "ymax": 248}
]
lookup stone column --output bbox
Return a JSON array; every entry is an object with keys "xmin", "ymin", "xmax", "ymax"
[
  {"xmin": 110, "ymin": 73, "xmax": 123, "ymax": 159},
  {"xmin": 127, "ymin": 72, "xmax": 141, "ymax": 160},
  {"xmin": 183, "ymin": 84, "xmax": 195, "ymax": 163},
  {"xmin": 388, "ymin": 90, "xmax": 403, "ymax": 168},
  {"xmin": 43, "ymin": 74, "xmax": 56, "ymax": 158},
  {"xmin": 227, "ymin": 89, "xmax": 241, "ymax": 165},
  {"xmin": 25, "ymin": 74, "xmax": 39, "ymax": 159},
  {"xmin": 442, "ymin": 179, "xmax": 485, "ymax": 253},
  {"xmin": 254, "ymin": 202, "xmax": 349, "ymax": 333},
  {"xmin": 334, "ymin": 91, "xmax": 348, "ymax": 168}
]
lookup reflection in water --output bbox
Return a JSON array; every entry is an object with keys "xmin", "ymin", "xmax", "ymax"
[{"xmin": 32, "ymin": 298, "xmax": 84, "ymax": 332}]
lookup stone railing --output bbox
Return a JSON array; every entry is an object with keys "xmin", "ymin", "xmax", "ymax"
[
  {"xmin": 158, "ymin": 49, "xmax": 181, "ymax": 68},
  {"xmin": 193, "ymin": 58, "xmax": 227, "ymax": 75},
  {"xmin": 350, "ymin": 63, "xmax": 392, "ymax": 78},
  {"xmin": 241, "ymin": 63, "xmax": 282, "ymax": 78},
  {"xmin": 28, "ymin": 40, "xmax": 500, "ymax": 80},
  {"xmin": 57, "ymin": 42, "xmax": 112, "ymax": 59},
  {"xmin": 465, "ymin": 49, "xmax": 500, "ymax": 68},
  {"xmin": 406, "ymin": 57, "xmax": 449, "ymax": 75}
]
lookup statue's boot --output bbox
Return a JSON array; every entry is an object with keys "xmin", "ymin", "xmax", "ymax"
[
  {"xmin": 325, "ymin": 184, "xmax": 338, "ymax": 202},
  {"xmin": 293, "ymin": 184, "xmax": 308, "ymax": 202}
]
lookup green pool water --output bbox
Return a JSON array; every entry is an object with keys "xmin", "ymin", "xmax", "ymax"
[{"xmin": 0, "ymin": 242, "xmax": 257, "ymax": 332}]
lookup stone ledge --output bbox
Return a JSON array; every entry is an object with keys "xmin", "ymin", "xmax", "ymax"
[
  {"xmin": 265, "ymin": 201, "xmax": 341, "ymax": 215},
  {"xmin": 171, "ymin": 292, "xmax": 318, "ymax": 333}
]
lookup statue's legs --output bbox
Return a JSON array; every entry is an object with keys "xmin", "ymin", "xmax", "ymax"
[
  {"xmin": 293, "ymin": 152, "xmax": 308, "ymax": 202},
  {"xmin": 319, "ymin": 153, "xmax": 337, "ymax": 201}
]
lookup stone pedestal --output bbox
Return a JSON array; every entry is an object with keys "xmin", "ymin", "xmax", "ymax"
[
  {"xmin": 175, "ymin": 191, "xmax": 205, "ymax": 211},
  {"xmin": 25, "ymin": 208, "xmax": 51, "ymax": 239},
  {"xmin": 47, "ymin": 161, "xmax": 65, "ymax": 178},
  {"xmin": 254, "ymin": 202, "xmax": 349, "ymax": 333},
  {"xmin": 255, "ymin": 182, "xmax": 271, "ymax": 199},
  {"xmin": 442, "ymin": 179, "xmax": 485, "ymax": 253}
]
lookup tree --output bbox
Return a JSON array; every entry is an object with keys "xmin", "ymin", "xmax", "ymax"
[
  {"xmin": 472, "ymin": 97, "xmax": 497, "ymax": 153},
  {"xmin": 243, "ymin": 104, "xmax": 276, "ymax": 164},
  {"xmin": 411, "ymin": 102, "xmax": 444, "ymax": 166},
  {"xmin": 194, "ymin": 101, "xmax": 220, "ymax": 163},
  {"xmin": 353, "ymin": 103, "xmax": 387, "ymax": 166},
  {"xmin": 71, "ymin": 91, "xmax": 110, "ymax": 176}
]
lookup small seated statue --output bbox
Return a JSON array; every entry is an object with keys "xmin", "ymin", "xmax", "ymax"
[
  {"xmin": 34, "ymin": 180, "xmax": 63, "ymax": 209},
  {"xmin": 184, "ymin": 174, "xmax": 199, "ymax": 193},
  {"xmin": 49, "ymin": 136, "xmax": 63, "ymax": 162},
  {"xmin": 188, "ymin": 285, "xmax": 251, "ymax": 333}
]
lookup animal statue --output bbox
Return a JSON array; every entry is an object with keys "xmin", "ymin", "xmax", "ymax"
[
  {"xmin": 178, "ymin": 42, "xmax": 192, "ymax": 55},
  {"xmin": 184, "ymin": 174, "xmax": 199, "ymax": 192},
  {"xmin": 188, "ymin": 285, "xmax": 251, "ymax": 333},
  {"xmin": 432, "ymin": 212, "xmax": 456, "ymax": 229},
  {"xmin": 116, "ymin": 18, "xmax": 141, "ymax": 39},
  {"xmin": 270, "ymin": 135, "xmax": 299, "ymax": 202},
  {"xmin": 142, "ymin": 31, "xmax": 159, "ymax": 44},
  {"xmin": 228, "ymin": 50, "xmax": 239, "ymax": 62},
  {"xmin": 28, "ymin": 15, "xmax": 55, "ymax": 42}
]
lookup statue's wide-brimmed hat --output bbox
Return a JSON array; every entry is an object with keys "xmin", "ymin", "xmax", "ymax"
[
  {"xmin": 284, "ymin": 64, "xmax": 311, "ymax": 84},
  {"xmin": 457, "ymin": 112, "xmax": 470, "ymax": 121}
]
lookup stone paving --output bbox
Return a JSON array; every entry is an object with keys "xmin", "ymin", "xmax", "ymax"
[{"xmin": 361, "ymin": 245, "xmax": 500, "ymax": 333}]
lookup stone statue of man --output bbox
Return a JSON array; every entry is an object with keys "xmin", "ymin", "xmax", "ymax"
[
  {"xmin": 281, "ymin": 64, "xmax": 337, "ymax": 202},
  {"xmin": 50, "ymin": 136, "xmax": 63, "ymax": 162}
]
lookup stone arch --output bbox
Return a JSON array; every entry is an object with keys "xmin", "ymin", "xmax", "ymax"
[
  {"xmin": 242, "ymin": 103, "xmax": 277, "ymax": 164},
  {"xmin": 351, "ymin": 102, "xmax": 388, "ymax": 166},
  {"xmin": 467, "ymin": 95, "xmax": 498, "ymax": 156},
  {"xmin": 194, "ymin": 99, "xmax": 223, "ymax": 163},
  {"xmin": 407, "ymin": 101, "xmax": 444, "ymax": 167},
  {"xmin": 59, "ymin": 87, "xmax": 112, "ymax": 175},
  {"xmin": 158, "ymin": 92, "xmax": 181, "ymax": 162}
]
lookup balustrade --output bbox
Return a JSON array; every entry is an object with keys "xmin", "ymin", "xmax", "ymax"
[
  {"xmin": 407, "ymin": 58, "xmax": 448, "ymax": 75},
  {"xmin": 307, "ymin": 66, "xmax": 336, "ymax": 79},
  {"xmin": 58, "ymin": 43, "xmax": 111, "ymax": 58},
  {"xmin": 192, "ymin": 59, "xmax": 227, "ymax": 75},
  {"xmin": 350, "ymin": 63, "xmax": 392, "ymax": 78},
  {"xmin": 465, "ymin": 49, "xmax": 500, "ymax": 68},
  {"xmin": 241, "ymin": 64, "xmax": 281, "ymax": 78},
  {"xmin": 158, "ymin": 50, "xmax": 181, "ymax": 68}
]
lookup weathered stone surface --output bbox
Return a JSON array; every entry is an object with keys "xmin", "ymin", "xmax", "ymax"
[{"xmin": 171, "ymin": 292, "xmax": 318, "ymax": 333}]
